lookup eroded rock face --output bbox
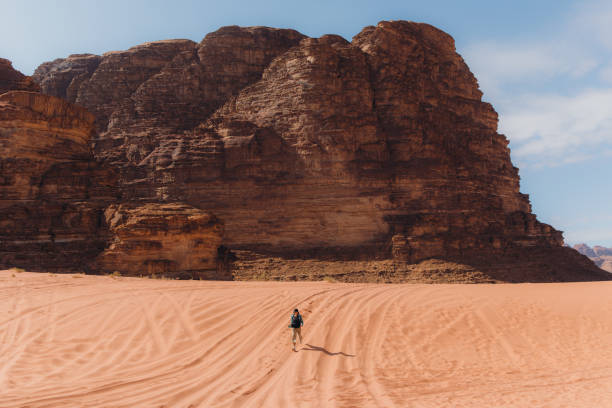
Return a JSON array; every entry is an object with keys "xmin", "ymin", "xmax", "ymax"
[
  {"xmin": 33, "ymin": 29, "xmax": 305, "ymax": 167},
  {"xmin": 32, "ymin": 54, "xmax": 101, "ymax": 102},
  {"xmin": 351, "ymin": 22, "xmax": 550, "ymax": 259},
  {"xmin": 0, "ymin": 90, "xmax": 118, "ymax": 271},
  {"xmin": 1, "ymin": 62, "xmax": 227, "ymax": 278},
  {"xmin": 96, "ymin": 203, "xmax": 225, "ymax": 278},
  {"xmin": 29, "ymin": 22, "xmax": 608, "ymax": 281},
  {"xmin": 0, "ymin": 59, "xmax": 40, "ymax": 94}
]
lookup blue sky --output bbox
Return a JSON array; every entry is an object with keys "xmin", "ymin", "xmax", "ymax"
[{"xmin": 2, "ymin": 0, "xmax": 610, "ymax": 246}]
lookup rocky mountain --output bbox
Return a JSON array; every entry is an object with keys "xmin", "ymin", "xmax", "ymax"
[
  {"xmin": 0, "ymin": 90, "xmax": 117, "ymax": 271},
  {"xmin": 574, "ymin": 243, "xmax": 596, "ymax": 257},
  {"xmin": 593, "ymin": 246, "xmax": 612, "ymax": 257},
  {"xmin": 574, "ymin": 244, "xmax": 612, "ymax": 273},
  {"xmin": 0, "ymin": 62, "xmax": 226, "ymax": 278},
  {"xmin": 0, "ymin": 58, "xmax": 40, "ymax": 94},
  {"xmin": 1, "ymin": 21, "xmax": 608, "ymax": 282}
]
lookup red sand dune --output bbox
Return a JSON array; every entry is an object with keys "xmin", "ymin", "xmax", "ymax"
[{"xmin": 1, "ymin": 270, "xmax": 611, "ymax": 407}]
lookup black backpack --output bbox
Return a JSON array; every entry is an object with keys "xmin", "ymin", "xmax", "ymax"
[{"xmin": 291, "ymin": 314, "xmax": 301, "ymax": 328}]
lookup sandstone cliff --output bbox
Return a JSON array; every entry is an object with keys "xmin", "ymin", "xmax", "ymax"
[
  {"xmin": 0, "ymin": 90, "xmax": 117, "ymax": 271},
  {"xmin": 18, "ymin": 21, "xmax": 611, "ymax": 282},
  {"xmin": 0, "ymin": 58, "xmax": 40, "ymax": 94},
  {"xmin": 0, "ymin": 64, "xmax": 225, "ymax": 278},
  {"xmin": 97, "ymin": 203, "xmax": 225, "ymax": 279}
]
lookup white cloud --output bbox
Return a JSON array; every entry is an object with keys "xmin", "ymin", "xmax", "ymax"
[
  {"xmin": 464, "ymin": 41, "xmax": 598, "ymax": 96},
  {"xmin": 500, "ymin": 88, "xmax": 612, "ymax": 165},
  {"xmin": 461, "ymin": 0, "xmax": 612, "ymax": 167}
]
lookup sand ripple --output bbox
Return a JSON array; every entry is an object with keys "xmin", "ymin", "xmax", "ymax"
[{"xmin": 1, "ymin": 271, "xmax": 611, "ymax": 407}]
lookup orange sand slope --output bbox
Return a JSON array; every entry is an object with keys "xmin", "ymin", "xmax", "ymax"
[{"xmin": 1, "ymin": 271, "xmax": 612, "ymax": 407}]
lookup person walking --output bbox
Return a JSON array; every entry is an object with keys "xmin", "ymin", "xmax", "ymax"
[{"xmin": 289, "ymin": 308, "xmax": 303, "ymax": 352}]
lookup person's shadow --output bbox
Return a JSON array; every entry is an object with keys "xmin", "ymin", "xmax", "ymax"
[{"xmin": 302, "ymin": 344, "xmax": 355, "ymax": 357}]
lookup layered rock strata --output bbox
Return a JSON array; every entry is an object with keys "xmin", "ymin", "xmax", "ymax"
[
  {"xmin": 0, "ymin": 62, "xmax": 227, "ymax": 277},
  {"xmin": 0, "ymin": 91, "xmax": 117, "ymax": 271},
  {"xmin": 0, "ymin": 89, "xmax": 225, "ymax": 277},
  {"xmin": 0, "ymin": 58, "xmax": 40, "ymax": 94},
  {"xmin": 96, "ymin": 203, "xmax": 225, "ymax": 278},
  {"xmin": 27, "ymin": 21, "xmax": 610, "ymax": 281}
]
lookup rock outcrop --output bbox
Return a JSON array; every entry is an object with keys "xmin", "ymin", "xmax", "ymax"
[
  {"xmin": 32, "ymin": 28, "xmax": 306, "ymax": 167},
  {"xmin": 0, "ymin": 61, "xmax": 229, "ymax": 279},
  {"xmin": 0, "ymin": 58, "xmax": 40, "ymax": 94},
  {"xmin": 574, "ymin": 243, "xmax": 612, "ymax": 273},
  {"xmin": 18, "ymin": 21, "xmax": 611, "ymax": 282},
  {"xmin": 96, "ymin": 203, "xmax": 225, "ymax": 278},
  {"xmin": 0, "ymin": 90, "xmax": 117, "ymax": 271}
]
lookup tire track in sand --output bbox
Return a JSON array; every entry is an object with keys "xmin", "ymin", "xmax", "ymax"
[{"xmin": 3, "ymin": 274, "xmax": 612, "ymax": 408}]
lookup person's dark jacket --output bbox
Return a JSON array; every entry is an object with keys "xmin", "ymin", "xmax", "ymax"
[{"xmin": 289, "ymin": 313, "xmax": 303, "ymax": 328}]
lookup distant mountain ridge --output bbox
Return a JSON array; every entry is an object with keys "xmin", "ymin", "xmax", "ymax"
[{"xmin": 573, "ymin": 244, "xmax": 612, "ymax": 273}]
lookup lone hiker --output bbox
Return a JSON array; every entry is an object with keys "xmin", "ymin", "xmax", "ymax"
[{"xmin": 289, "ymin": 308, "xmax": 303, "ymax": 351}]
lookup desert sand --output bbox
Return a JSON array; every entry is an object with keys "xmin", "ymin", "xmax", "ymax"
[{"xmin": 1, "ymin": 270, "xmax": 611, "ymax": 407}]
